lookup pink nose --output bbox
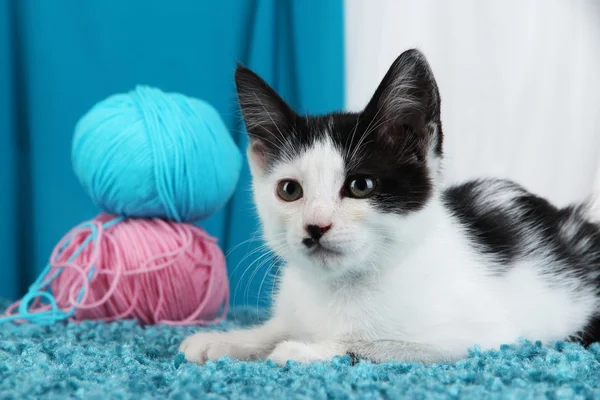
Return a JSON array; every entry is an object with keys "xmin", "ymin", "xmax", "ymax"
[{"xmin": 305, "ymin": 224, "xmax": 332, "ymax": 240}]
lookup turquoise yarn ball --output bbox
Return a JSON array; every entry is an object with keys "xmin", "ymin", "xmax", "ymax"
[{"xmin": 72, "ymin": 86, "xmax": 242, "ymax": 222}]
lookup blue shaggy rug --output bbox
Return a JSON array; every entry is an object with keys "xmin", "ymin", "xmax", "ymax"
[{"xmin": 2, "ymin": 300, "xmax": 600, "ymax": 399}]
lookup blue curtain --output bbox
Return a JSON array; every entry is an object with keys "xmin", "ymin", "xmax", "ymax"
[{"xmin": 0, "ymin": 0, "xmax": 344, "ymax": 306}]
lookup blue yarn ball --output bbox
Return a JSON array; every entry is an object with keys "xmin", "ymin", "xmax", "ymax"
[{"xmin": 72, "ymin": 86, "xmax": 242, "ymax": 222}]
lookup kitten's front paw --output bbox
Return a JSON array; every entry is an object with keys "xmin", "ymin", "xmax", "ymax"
[
  {"xmin": 179, "ymin": 331, "xmax": 259, "ymax": 364},
  {"xmin": 268, "ymin": 340, "xmax": 344, "ymax": 365}
]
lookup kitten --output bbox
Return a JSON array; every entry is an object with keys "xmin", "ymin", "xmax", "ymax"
[{"xmin": 180, "ymin": 49, "xmax": 600, "ymax": 365}]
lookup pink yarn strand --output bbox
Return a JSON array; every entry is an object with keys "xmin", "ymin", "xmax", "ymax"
[{"xmin": 3, "ymin": 213, "xmax": 229, "ymax": 326}]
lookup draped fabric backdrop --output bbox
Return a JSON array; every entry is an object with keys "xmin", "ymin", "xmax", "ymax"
[
  {"xmin": 345, "ymin": 0, "xmax": 600, "ymax": 213},
  {"xmin": 0, "ymin": 0, "xmax": 344, "ymax": 304}
]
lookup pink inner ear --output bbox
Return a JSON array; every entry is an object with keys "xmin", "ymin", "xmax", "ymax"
[{"xmin": 248, "ymin": 139, "xmax": 269, "ymax": 171}]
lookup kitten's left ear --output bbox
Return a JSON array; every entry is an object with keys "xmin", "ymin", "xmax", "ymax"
[
  {"xmin": 365, "ymin": 49, "xmax": 443, "ymax": 160},
  {"xmin": 235, "ymin": 64, "xmax": 297, "ymax": 173}
]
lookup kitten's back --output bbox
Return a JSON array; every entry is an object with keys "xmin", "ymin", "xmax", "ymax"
[{"xmin": 443, "ymin": 178, "xmax": 600, "ymax": 344}]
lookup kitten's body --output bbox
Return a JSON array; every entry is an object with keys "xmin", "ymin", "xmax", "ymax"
[
  {"xmin": 181, "ymin": 50, "xmax": 600, "ymax": 364},
  {"xmin": 270, "ymin": 178, "xmax": 599, "ymax": 362}
]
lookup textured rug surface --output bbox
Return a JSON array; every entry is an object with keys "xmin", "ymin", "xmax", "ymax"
[{"xmin": 2, "ymin": 300, "xmax": 600, "ymax": 399}]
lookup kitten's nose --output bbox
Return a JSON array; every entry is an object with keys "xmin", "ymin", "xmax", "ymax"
[
  {"xmin": 302, "ymin": 224, "xmax": 332, "ymax": 248},
  {"xmin": 305, "ymin": 224, "xmax": 332, "ymax": 241}
]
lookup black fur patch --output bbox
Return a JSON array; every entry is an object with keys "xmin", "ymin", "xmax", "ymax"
[
  {"xmin": 443, "ymin": 180, "xmax": 523, "ymax": 266},
  {"xmin": 443, "ymin": 179, "xmax": 600, "ymax": 271},
  {"xmin": 573, "ymin": 315, "xmax": 600, "ymax": 347}
]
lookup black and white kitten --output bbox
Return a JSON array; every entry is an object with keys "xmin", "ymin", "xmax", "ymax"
[{"xmin": 180, "ymin": 49, "xmax": 600, "ymax": 365}]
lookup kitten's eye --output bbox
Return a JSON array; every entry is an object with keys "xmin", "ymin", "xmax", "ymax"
[
  {"xmin": 346, "ymin": 176, "xmax": 376, "ymax": 198},
  {"xmin": 277, "ymin": 180, "xmax": 303, "ymax": 202}
]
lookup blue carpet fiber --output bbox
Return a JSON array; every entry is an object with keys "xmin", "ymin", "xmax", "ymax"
[{"xmin": 2, "ymin": 299, "xmax": 600, "ymax": 400}]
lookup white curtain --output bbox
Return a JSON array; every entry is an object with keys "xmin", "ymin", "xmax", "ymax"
[{"xmin": 345, "ymin": 0, "xmax": 600, "ymax": 212}]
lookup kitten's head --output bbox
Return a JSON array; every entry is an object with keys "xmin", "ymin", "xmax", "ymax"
[{"xmin": 235, "ymin": 49, "xmax": 442, "ymax": 277}]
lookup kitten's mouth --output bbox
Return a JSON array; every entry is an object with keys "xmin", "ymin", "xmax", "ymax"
[{"xmin": 307, "ymin": 243, "xmax": 342, "ymax": 258}]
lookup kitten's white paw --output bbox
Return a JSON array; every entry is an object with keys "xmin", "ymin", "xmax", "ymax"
[
  {"xmin": 268, "ymin": 340, "xmax": 343, "ymax": 365},
  {"xmin": 179, "ymin": 331, "xmax": 259, "ymax": 364}
]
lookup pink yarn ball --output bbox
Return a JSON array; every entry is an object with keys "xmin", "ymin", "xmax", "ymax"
[{"xmin": 7, "ymin": 213, "xmax": 229, "ymax": 325}]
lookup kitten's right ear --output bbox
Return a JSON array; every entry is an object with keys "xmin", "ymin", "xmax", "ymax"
[
  {"xmin": 235, "ymin": 64, "xmax": 296, "ymax": 171},
  {"xmin": 364, "ymin": 49, "xmax": 443, "ymax": 161}
]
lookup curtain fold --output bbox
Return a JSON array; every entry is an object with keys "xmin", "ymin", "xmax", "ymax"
[
  {"xmin": 0, "ymin": 0, "xmax": 18, "ymax": 299},
  {"xmin": 0, "ymin": 0, "xmax": 345, "ymax": 304}
]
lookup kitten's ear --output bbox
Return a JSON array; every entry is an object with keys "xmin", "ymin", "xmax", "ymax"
[
  {"xmin": 235, "ymin": 64, "xmax": 296, "ymax": 172},
  {"xmin": 365, "ymin": 49, "xmax": 443, "ymax": 160}
]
